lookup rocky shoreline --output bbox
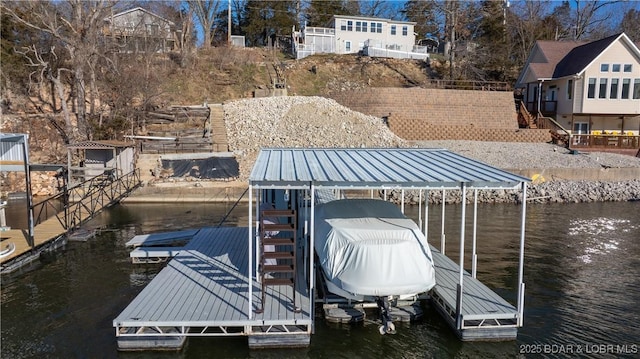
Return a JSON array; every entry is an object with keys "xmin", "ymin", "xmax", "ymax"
[{"xmin": 385, "ymin": 179, "xmax": 640, "ymax": 205}]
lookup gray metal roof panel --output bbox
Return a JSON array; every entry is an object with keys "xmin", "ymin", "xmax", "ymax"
[{"xmin": 249, "ymin": 148, "xmax": 530, "ymax": 189}]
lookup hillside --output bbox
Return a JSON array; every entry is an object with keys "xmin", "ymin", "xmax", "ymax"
[{"xmin": 154, "ymin": 47, "xmax": 438, "ymax": 103}]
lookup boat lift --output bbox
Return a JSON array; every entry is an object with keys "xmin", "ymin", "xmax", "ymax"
[{"xmin": 248, "ymin": 148, "xmax": 529, "ymax": 340}]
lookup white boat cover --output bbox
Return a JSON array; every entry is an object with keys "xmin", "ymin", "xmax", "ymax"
[{"xmin": 314, "ymin": 199, "xmax": 436, "ymax": 300}]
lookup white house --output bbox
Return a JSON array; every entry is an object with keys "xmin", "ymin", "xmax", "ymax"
[
  {"xmin": 294, "ymin": 15, "xmax": 428, "ymax": 60},
  {"xmin": 516, "ymin": 33, "xmax": 640, "ymax": 139}
]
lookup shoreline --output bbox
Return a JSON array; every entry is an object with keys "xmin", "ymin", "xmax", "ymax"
[{"xmin": 121, "ymin": 173, "xmax": 640, "ymax": 205}]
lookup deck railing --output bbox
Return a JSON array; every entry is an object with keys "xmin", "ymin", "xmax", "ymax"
[{"xmin": 570, "ymin": 134, "xmax": 640, "ymax": 149}]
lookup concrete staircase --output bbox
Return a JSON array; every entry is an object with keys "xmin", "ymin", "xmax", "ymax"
[{"xmin": 208, "ymin": 104, "xmax": 229, "ymax": 152}]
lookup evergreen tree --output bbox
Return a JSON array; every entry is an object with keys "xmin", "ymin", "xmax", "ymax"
[
  {"xmin": 241, "ymin": 0, "xmax": 296, "ymax": 47},
  {"xmin": 305, "ymin": 0, "xmax": 358, "ymax": 27},
  {"xmin": 475, "ymin": 0, "xmax": 510, "ymax": 81},
  {"xmin": 619, "ymin": 8, "xmax": 640, "ymax": 42},
  {"xmin": 402, "ymin": 0, "xmax": 439, "ymax": 40}
]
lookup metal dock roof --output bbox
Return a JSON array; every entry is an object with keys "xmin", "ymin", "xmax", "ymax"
[{"xmin": 249, "ymin": 148, "xmax": 530, "ymax": 189}]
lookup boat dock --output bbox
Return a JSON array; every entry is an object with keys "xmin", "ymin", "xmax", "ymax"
[
  {"xmin": 114, "ymin": 226, "xmax": 312, "ymax": 350},
  {"xmin": 113, "ymin": 148, "xmax": 530, "ymax": 350},
  {"xmin": 430, "ymin": 246, "xmax": 518, "ymax": 340},
  {"xmin": 0, "ymin": 170, "xmax": 141, "ymax": 273}
]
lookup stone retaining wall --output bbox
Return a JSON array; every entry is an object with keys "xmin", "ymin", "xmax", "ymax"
[
  {"xmin": 389, "ymin": 116, "xmax": 551, "ymax": 142},
  {"xmin": 327, "ymin": 88, "xmax": 518, "ymax": 130}
]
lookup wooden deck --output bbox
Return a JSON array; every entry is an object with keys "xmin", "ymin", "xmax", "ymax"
[
  {"xmin": 113, "ymin": 227, "xmax": 312, "ymax": 350},
  {"xmin": 0, "ymin": 216, "xmax": 67, "ymax": 269},
  {"xmin": 430, "ymin": 246, "xmax": 518, "ymax": 341}
]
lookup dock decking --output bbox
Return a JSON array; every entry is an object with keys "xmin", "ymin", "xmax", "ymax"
[
  {"xmin": 430, "ymin": 246, "xmax": 518, "ymax": 340},
  {"xmin": 113, "ymin": 227, "xmax": 312, "ymax": 350}
]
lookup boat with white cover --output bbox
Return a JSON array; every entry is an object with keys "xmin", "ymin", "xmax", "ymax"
[{"xmin": 314, "ymin": 198, "xmax": 436, "ymax": 302}]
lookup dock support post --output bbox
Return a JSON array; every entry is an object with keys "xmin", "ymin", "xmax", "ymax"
[
  {"xmin": 424, "ymin": 190, "xmax": 429, "ymax": 240},
  {"xmin": 440, "ymin": 189, "xmax": 446, "ymax": 254},
  {"xmin": 456, "ymin": 184, "xmax": 467, "ymax": 330},
  {"xmin": 516, "ymin": 182, "xmax": 528, "ymax": 327},
  {"xmin": 401, "ymin": 189, "xmax": 405, "ymax": 214},
  {"xmin": 471, "ymin": 189, "xmax": 478, "ymax": 278},
  {"xmin": 23, "ymin": 139, "xmax": 35, "ymax": 247},
  {"xmin": 418, "ymin": 190, "xmax": 422, "ymax": 231},
  {"xmin": 248, "ymin": 185, "xmax": 253, "ymax": 319},
  {"xmin": 455, "ymin": 283, "xmax": 463, "ymax": 331},
  {"xmin": 309, "ymin": 184, "xmax": 316, "ymax": 319}
]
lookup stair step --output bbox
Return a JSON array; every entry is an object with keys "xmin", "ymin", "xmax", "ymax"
[
  {"xmin": 263, "ymin": 264, "xmax": 295, "ymax": 272},
  {"xmin": 263, "ymin": 277, "xmax": 295, "ymax": 286},
  {"xmin": 263, "ymin": 237, "xmax": 294, "ymax": 245},
  {"xmin": 264, "ymin": 251, "xmax": 294, "ymax": 259},
  {"xmin": 263, "ymin": 223, "xmax": 295, "ymax": 231},
  {"xmin": 262, "ymin": 210, "xmax": 295, "ymax": 216}
]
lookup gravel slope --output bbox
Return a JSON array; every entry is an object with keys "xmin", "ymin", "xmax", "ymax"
[
  {"xmin": 223, "ymin": 96, "xmax": 640, "ymax": 203},
  {"xmin": 410, "ymin": 140, "xmax": 640, "ymax": 169}
]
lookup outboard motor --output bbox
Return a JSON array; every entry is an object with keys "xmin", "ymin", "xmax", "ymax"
[{"xmin": 376, "ymin": 296, "xmax": 396, "ymax": 335}]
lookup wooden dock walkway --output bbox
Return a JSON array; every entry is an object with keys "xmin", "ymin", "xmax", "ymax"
[
  {"xmin": 430, "ymin": 246, "xmax": 518, "ymax": 341},
  {"xmin": 113, "ymin": 226, "xmax": 312, "ymax": 350}
]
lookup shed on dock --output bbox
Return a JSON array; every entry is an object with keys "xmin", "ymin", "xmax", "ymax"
[{"xmin": 66, "ymin": 140, "xmax": 136, "ymax": 186}]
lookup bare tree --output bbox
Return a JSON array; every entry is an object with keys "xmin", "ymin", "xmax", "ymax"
[
  {"xmin": 572, "ymin": 0, "xmax": 619, "ymax": 40},
  {"xmin": 188, "ymin": 0, "xmax": 221, "ymax": 47},
  {"xmin": 2, "ymin": 0, "xmax": 118, "ymax": 141}
]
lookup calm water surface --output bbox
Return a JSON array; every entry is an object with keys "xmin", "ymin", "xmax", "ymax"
[{"xmin": 1, "ymin": 201, "xmax": 639, "ymax": 358}]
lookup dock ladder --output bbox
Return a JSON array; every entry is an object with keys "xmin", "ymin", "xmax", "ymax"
[{"xmin": 258, "ymin": 209, "xmax": 300, "ymax": 313}]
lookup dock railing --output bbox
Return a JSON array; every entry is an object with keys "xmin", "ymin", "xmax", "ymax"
[{"xmin": 32, "ymin": 169, "xmax": 141, "ymax": 231}]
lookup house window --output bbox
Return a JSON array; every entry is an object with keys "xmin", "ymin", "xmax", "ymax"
[
  {"xmin": 610, "ymin": 78, "xmax": 619, "ymax": 99},
  {"xmin": 598, "ymin": 78, "xmax": 607, "ymax": 98},
  {"xmin": 624, "ymin": 64, "xmax": 632, "ymax": 72},
  {"xmin": 621, "ymin": 79, "xmax": 631, "ymax": 99},
  {"xmin": 355, "ymin": 21, "xmax": 362, "ymax": 32},
  {"xmin": 347, "ymin": 21, "xmax": 353, "ymax": 31},
  {"xmin": 600, "ymin": 64, "xmax": 609, "ymax": 72},
  {"xmin": 362, "ymin": 22, "xmax": 367, "ymax": 32},
  {"xmin": 345, "ymin": 41, "xmax": 351, "ymax": 52},
  {"xmin": 634, "ymin": 79, "xmax": 640, "ymax": 99},
  {"xmin": 391, "ymin": 25, "xmax": 396, "ymax": 35},
  {"xmin": 402, "ymin": 26, "xmax": 408, "ymax": 36},
  {"xmin": 567, "ymin": 79, "xmax": 573, "ymax": 100},
  {"xmin": 587, "ymin": 78, "xmax": 596, "ymax": 98},
  {"xmin": 370, "ymin": 22, "xmax": 376, "ymax": 32},
  {"xmin": 340, "ymin": 20, "xmax": 346, "ymax": 31},
  {"xmin": 612, "ymin": 64, "xmax": 621, "ymax": 72},
  {"xmin": 376, "ymin": 23, "xmax": 382, "ymax": 33}
]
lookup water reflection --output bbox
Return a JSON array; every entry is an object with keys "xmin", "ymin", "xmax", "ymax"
[{"xmin": 1, "ymin": 202, "xmax": 639, "ymax": 358}]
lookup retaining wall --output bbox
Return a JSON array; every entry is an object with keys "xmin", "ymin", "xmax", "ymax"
[{"xmin": 327, "ymin": 87, "xmax": 554, "ymax": 142}]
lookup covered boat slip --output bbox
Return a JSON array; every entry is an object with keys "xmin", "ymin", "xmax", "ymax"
[
  {"xmin": 249, "ymin": 148, "xmax": 530, "ymax": 341},
  {"xmin": 113, "ymin": 226, "xmax": 312, "ymax": 350}
]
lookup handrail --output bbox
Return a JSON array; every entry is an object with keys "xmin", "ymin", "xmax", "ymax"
[
  {"xmin": 32, "ymin": 169, "xmax": 141, "ymax": 231},
  {"xmin": 216, "ymin": 187, "xmax": 249, "ymax": 228},
  {"xmin": 426, "ymin": 79, "xmax": 510, "ymax": 91}
]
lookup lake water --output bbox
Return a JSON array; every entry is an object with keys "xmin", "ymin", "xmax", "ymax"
[{"xmin": 1, "ymin": 201, "xmax": 639, "ymax": 358}]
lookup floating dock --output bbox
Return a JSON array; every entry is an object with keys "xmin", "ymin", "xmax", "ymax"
[
  {"xmin": 114, "ymin": 226, "xmax": 312, "ymax": 350},
  {"xmin": 114, "ymin": 148, "xmax": 530, "ymax": 349},
  {"xmin": 430, "ymin": 246, "xmax": 518, "ymax": 340}
]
